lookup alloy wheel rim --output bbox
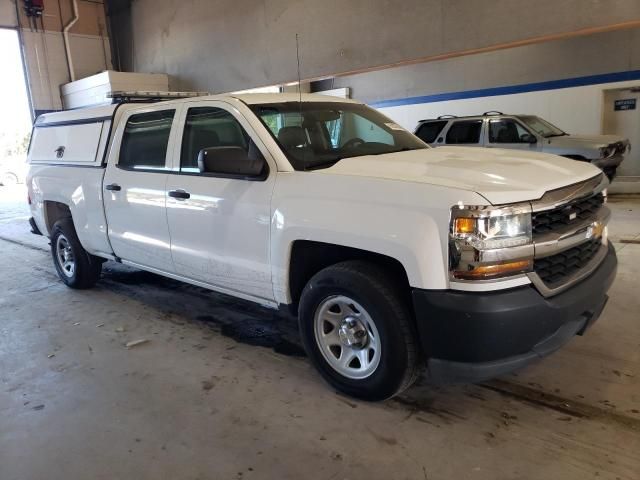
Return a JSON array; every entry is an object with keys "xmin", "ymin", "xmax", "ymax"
[
  {"xmin": 314, "ymin": 295, "xmax": 381, "ymax": 380},
  {"xmin": 56, "ymin": 235, "xmax": 75, "ymax": 278}
]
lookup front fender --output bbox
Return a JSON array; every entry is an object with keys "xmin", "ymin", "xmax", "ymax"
[
  {"xmin": 270, "ymin": 172, "xmax": 486, "ymax": 304},
  {"xmin": 542, "ymin": 145, "xmax": 599, "ymax": 161}
]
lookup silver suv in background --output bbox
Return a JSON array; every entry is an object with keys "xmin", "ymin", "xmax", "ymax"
[{"xmin": 414, "ymin": 112, "xmax": 629, "ymax": 180}]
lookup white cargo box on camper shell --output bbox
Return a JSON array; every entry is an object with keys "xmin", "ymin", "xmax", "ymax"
[{"xmin": 60, "ymin": 71, "xmax": 170, "ymax": 109}]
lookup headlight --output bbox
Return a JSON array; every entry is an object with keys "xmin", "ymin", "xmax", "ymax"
[
  {"xmin": 449, "ymin": 206, "xmax": 533, "ymax": 280},
  {"xmin": 599, "ymin": 146, "xmax": 614, "ymax": 158},
  {"xmin": 452, "ymin": 214, "xmax": 531, "ymax": 249}
]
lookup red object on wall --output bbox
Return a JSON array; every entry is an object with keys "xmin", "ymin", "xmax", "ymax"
[{"xmin": 24, "ymin": 0, "xmax": 45, "ymax": 17}]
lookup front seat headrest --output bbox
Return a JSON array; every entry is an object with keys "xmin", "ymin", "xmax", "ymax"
[{"xmin": 278, "ymin": 126, "xmax": 308, "ymax": 149}]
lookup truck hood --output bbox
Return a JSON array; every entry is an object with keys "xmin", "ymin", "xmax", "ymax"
[
  {"xmin": 321, "ymin": 146, "xmax": 601, "ymax": 205},
  {"xmin": 547, "ymin": 133, "xmax": 629, "ymax": 149}
]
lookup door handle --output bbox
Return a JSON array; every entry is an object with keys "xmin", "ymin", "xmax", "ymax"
[
  {"xmin": 105, "ymin": 183, "xmax": 121, "ymax": 191},
  {"xmin": 168, "ymin": 189, "xmax": 191, "ymax": 200}
]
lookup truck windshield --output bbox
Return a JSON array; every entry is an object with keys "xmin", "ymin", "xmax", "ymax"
[
  {"xmin": 250, "ymin": 102, "xmax": 427, "ymax": 170},
  {"xmin": 519, "ymin": 115, "xmax": 567, "ymax": 138}
]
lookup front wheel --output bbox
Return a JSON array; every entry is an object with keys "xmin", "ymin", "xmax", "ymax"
[
  {"xmin": 603, "ymin": 167, "xmax": 617, "ymax": 182},
  {"xmin": 51, "ymin": 217, "xmax": 102, "ymax": 289},
  {"xmin": 299, "ymin": 261, "xmax": 419, "ymax": 401}
]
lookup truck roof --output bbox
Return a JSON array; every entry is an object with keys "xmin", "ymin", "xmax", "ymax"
[
  {"xmin": 34, "ymin": 93, "xmax": 359, "ymax": 127},
  {"xmin": 231, "ymin": 92, "xmax": 359, "ymax": 105}
]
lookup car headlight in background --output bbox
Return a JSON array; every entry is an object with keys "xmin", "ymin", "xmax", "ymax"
[
  {"xmin": 599, "ymin": 146, "xmax": 615, "ymax": 158},
  {"xmin": 449, "ymin": 205, "xmax": 533, "ymax": 280}
]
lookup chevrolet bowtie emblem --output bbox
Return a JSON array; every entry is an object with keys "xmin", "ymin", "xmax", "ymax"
[{"xmin": 587, "ymin": 221, "xmax": 605, "ymax": 239}]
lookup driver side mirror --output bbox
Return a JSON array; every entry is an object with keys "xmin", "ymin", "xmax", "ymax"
[
  {"xmin": 197, "ymin": 145, "xmax": 266, "ymax": 177},
  {"xmin": 521, "ymin": 133, "xmax": 537, "ymax": 144}
]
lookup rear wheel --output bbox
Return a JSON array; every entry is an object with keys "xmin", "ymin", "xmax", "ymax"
[
  {"xmin": 51, "ymin": 217, "xmax": 102, "ymax": 289},
  {"xmin": 299, "ymin": 261, "xmax": 419, "ymax": 401}
]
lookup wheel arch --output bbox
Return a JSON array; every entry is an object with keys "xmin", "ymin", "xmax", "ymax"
[
  {"xmin": 43, "ymin": 200, "xmax": 73, "ymax": 235},
  {"xmin": 287, "ymin": 240, "xmax": 413, "ymax": 315}
]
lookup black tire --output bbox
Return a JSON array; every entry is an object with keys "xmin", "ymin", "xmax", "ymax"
[
  {"xmin": 604, "ymin": 167, "xmax": 616, "ymax": 182},
  {"xmin": 299, "ymin": 260, "xmax": 419, "ymax": 401},
  {"xmin": 50, "ymin": 217, "xmax": 102, "ymax": 289}
]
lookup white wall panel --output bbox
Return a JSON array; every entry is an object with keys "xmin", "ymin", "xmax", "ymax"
[
  {"xmin": 68, "ymin": 33, "xmax": 112, "ymax": 80},
  {"xmin": 21, "ymin": 29, "xmax": 68, "ymax": 111},
  {"xmin": 20, "ymin": 30, "xmax": 113, "ymax": 112},
  {"xmin": 0, "ymin": 0, "xmax": 17, "ymax": 28}
]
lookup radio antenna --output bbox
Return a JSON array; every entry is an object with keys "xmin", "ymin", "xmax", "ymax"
[
  {"xmin": 295, "ymin": 33, "xmax": 307, "ymax": 170},
  {"xmin": 295, "ymin": 33, "xmax": 302, "ymax": 104}
]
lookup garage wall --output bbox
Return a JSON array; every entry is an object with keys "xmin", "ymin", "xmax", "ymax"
[
  {"xmin": 1, "ymin": 0, "xmax": 112, "ymax": 115},
  {"xmin": 322, "ymin": 28, "xmax": 640, "ymax": 106},
  {"xmin": 310, "ymin": 27, "xmax": 640, "ymax": 178},
  {"xmin": 336, "ymin": 27, "xmax": 640, "ymax": 133},
  {"xmin": 107, "ymin": 0, "xmax": 640, "ymax": 92},
  {"xmin": 0, "ymin": 1, "xmax": 17, "ymax": 27}
]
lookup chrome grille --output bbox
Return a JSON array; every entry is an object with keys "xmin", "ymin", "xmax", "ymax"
[
  {"xmin": 533, "ymin": 238, "xmax": 601, "ymax": 288},
  {"xmin": 528, "ymin": 174, "xmax": 608, "ymax": 297},
  {"xmin": 532, "ymin": 192, "xmax": 604, "ymax": 235}
]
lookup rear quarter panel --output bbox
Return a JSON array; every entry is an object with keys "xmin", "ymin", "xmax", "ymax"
[
  {"xmin": 27, "ymin": 116, "xmax": 113, "ymax": 257},
  {"xmin": 28, "ymin": 164, "xmax": 112, "ymax": 257}
]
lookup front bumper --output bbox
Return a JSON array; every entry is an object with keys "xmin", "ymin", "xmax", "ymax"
[
  {"xmin": 592, "ymin": 154, "xmax": 624, "ymax": 170},
  {"xmin": 412, "ymin": 243, "xmax": 617, "ymax": 383}
]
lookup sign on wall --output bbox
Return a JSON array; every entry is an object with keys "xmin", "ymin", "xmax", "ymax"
[{"xmin": 614, "ymin": 99, "xmax": 636, "ymax": 111}]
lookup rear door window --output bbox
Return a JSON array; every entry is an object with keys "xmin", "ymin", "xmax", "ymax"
[
  {"xmin": 415, "ymin": 121, "xmax": 447, "ymax": 143},
  {"xmin": 445, "ymin": 120, "xmax": 482, "ymax": 144},
  {"xmin": 119, "ymin": 110, "xmax": 175, "ymax": 170}
]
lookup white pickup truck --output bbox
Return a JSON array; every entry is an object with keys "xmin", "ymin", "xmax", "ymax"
[{"xmin": 27, "ymin": 93, "xmax": 617, "ymax": 400}]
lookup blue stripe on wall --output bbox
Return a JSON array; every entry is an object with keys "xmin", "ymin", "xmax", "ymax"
[{"xmin": 370, "ymin": 70, "xmax": 640, "ymax": 108}]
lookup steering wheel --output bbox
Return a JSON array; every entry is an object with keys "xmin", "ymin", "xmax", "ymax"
[{"xmin": 343, "ymin": 137, "xmax": 365, "ymax": 149}]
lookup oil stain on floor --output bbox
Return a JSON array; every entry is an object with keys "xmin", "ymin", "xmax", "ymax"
[{"xmin": 101, "ymin": 264, "xmax": 306, "ymax": 357}]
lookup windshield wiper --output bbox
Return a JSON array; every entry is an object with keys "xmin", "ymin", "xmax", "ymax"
[
  {"xmin": 545, "ymin": 133, "xmax": 568, "ymax": 138},
  {"xmin": 369, "ymin": 146, "xmax": 419, "ymax": 155}
]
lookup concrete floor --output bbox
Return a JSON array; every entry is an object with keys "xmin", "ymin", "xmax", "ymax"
[{"xmin": 1, "ymin": 185, "xmax": 639, "ymax": 480}]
